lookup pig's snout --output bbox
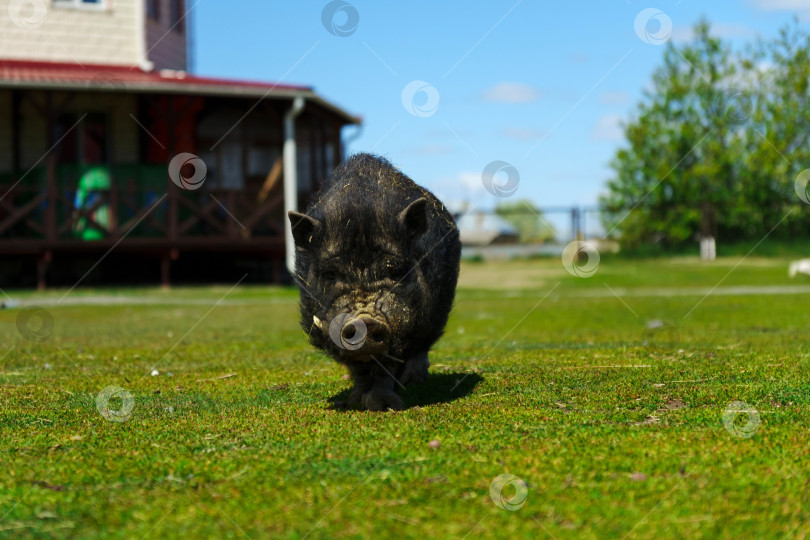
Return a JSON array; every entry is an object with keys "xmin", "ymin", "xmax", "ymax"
[{"xmin": 339, "ymin": 317, "xmax": 389, "ymax": 356}]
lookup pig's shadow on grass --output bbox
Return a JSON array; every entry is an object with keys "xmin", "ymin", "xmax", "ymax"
[{"xmin": 327, "ymin": 372, "xmax": 484, "ymax": 411}]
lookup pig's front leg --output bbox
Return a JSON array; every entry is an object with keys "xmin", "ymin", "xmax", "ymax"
[
  {"xmin": 361, "ymin": 371, "xmax": 404, "ymax": 412},
  {"xmin": 346, "ymin": 364, "xmax": 374, "ymax": 407},
  {"xmin": 397, "ymin": 351, "xmax": 429, "ymax": 386}
]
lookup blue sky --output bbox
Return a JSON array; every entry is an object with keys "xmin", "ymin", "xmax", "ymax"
[{"xmin": 193, "ymin": 0, "xmax": 808, "ymax": 219}]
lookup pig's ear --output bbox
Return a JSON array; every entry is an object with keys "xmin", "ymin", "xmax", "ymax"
[
  {"xmin": 288, "ymin": 211, "xmax": 321, "ymax": 249},
  {"xmin": 398, "ymin": 197, "xmax": 428, "ymax": 238}
]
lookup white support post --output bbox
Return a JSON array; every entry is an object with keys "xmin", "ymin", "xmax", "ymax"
[
  {"xmin": 284, "ymin": 96, "xmax": 305, "ymax": 276},
  {"xmin": 700, "ymin": 236, "xmax": 716, "ymax": 261}
]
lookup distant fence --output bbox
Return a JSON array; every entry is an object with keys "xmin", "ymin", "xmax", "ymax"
[
  {"xmin": 541, "ymin": 206, "xmax": 605, "ymax": 242},
  {"xmin": 455, "ymin": 206, "xmax": 610, "ymax": 259}
]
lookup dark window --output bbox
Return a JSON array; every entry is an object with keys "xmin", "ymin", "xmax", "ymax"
[
  {"xmin": 55, "ymin": 114, "xmax": 79, "ymax": 164},
  {"xmin": 146, "ymin": 0, "xmax": 160, "ymax": 20},
  {"xmin": 82, "ymin": 114, "xmax": 108, "ymax": 165},
  {"xmin": 53, "ymin": 0, "xmax": 105, "ymax": 7},
  {"xmin": 55, "ymin": 113, "xmax": 108, "ymax": 165},
  {"xmin": 170, "ymin": 0, "xmax": 185, "ymax": 33}
]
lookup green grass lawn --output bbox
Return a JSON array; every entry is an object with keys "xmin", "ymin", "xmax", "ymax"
[{"xmin": 1, "ymin": 256, "xmax": 809, "ymax": 538}]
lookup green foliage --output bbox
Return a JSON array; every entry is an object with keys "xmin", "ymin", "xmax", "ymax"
[
  {"xmin": 494, "ymin": 198, "xmax": 556, "ymax": 243},
  {"xmin": 601, "ymin": 19, "xmax": 810, "ymax": 249}
]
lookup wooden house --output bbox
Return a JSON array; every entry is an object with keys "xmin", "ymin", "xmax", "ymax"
[{"xmin": 0, "ymin": 0, "xmax": 360, "ymax": 288}]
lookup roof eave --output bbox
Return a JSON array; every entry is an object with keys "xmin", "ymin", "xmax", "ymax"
[{"xmin": 0, "ymin": 80, "xmax": 362, "ymax": 125}]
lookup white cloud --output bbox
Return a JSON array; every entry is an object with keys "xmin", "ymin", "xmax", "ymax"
[
  {"xmin": 430, "ymin": 170, "xmax": 487, "ymax": 209},
  {"xmin": 751, "ymin": 0, "xmax": 810, "ymax": 11},
  {"xmin": 599, "ymin": 91, "xmax": 630, "ymax": 106},
  {"xmin": 501, "ymin": 127, "xmax": 546, "ymax": 140},
  {"xmin": 456, "ymin": 171, "xmax": 485, "ymax": 193},
  {"xmin": 750, "ymin": 0, "xmax": 810, "ymax": 20},
  {"xmin": 671, "ymin": 22, "xmax": 758, "ymax": 43},
  {"xmin": 481, "ymin": 82, "xmax": 541, "ymax": 103},
  {"xmin": 591, "ymin": 114, "xmax": 624, "ymax": 142}
]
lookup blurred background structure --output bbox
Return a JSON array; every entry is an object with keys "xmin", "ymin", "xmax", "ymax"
[
  {"xmin": 0, "ymin": 0, "xmax": 359, "ymax": 288},
  {"xmin": 1, "ymin": 1, "xmax": 809, "ymax": 288}
]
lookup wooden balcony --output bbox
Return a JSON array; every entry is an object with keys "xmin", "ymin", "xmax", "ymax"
[{"xmin": 0, "ymin": 164, "xmax": 296, "ymax": 287}]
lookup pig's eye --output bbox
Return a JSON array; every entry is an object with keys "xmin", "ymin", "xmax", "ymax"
[
  {"xmin": 385, "ymin": 263, "xmax": 409, "ymax": 281},
  {"xmin": 321, "ymin": 269, "xmax": 340, "ymax": 282}
]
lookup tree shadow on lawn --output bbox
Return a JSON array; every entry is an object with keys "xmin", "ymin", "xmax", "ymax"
[{"xmin": 327, "ymin": 372, "xmax": 484, "ymax": 411}]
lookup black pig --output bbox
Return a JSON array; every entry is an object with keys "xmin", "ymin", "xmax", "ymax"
[{"xmin": 288, "ymin": 153, "xmax": 461, "ymax": 411}]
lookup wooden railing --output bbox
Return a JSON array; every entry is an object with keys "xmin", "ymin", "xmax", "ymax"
[{"xmin": 0, "ymin": 166, "xmax": 287, "ymax": 249}]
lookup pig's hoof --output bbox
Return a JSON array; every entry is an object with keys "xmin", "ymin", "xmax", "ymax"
[
  {"xmin": 399, "ymin": 353, "xmax": 429, "ymax": 386},
  {"xmin": 362, "ymin": 390, "xmax": 404, "ymax": 412},
  {"xmin": 346, "ymin": 386, "xmax": 366, "ymax": 406}
]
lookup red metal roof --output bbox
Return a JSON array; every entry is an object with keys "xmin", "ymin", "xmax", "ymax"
[
  {"xmin": 0, "ymin": 59, "xmax": 310, "ymax": 91},
  {"xmin": 0, "ymin": 59, "xmax": 360, "ymax": 124}
]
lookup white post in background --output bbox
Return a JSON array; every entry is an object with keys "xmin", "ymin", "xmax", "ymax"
[
  {"xmin": 700, "ymin": 236, "xmax": 716, "ymax": 261},
  {"xmin": 284, "ymin": 96, "xmax": 305, "ymax": 276}
]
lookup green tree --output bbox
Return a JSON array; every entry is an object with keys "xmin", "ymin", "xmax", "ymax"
[
  {"xmin": 600, "ymin": 20, "xmax": 810, "ymax": 249},
  {"xmin": 741, "ymin": 23, "xmax": 810, "ymax": 238},
  {"xmin": 494, "ymin": 199, "xmax": 556, "ymax": 243}
]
